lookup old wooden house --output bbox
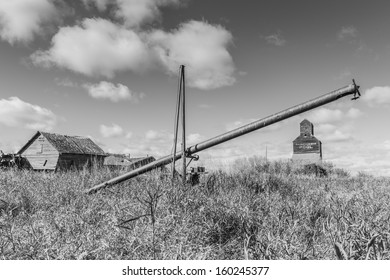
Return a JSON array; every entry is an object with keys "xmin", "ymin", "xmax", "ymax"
[
  {"xmin": 17, "ymin": 131, "xmax": 106, "ymax": 171},
  {"xmin": 292, "ymin": 119, "xmax": 322, "ymax": 163}
]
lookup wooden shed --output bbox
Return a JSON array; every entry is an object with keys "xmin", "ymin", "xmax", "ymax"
[{"xmin": 17, "ymin": 131, "xmax": 106, "ymax": 171}]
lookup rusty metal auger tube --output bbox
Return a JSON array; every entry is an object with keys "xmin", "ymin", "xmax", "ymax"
[{"xmin": 85, "ymin": 82, "xmax": 360, "ymax": 194}]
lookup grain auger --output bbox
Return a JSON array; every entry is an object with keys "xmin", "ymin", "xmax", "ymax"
[{"xmin": 85, "ymin": 80, "xmax": 361, "ymax": 194}]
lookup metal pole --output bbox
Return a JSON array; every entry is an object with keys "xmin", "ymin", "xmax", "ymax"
[
  {"xmin": 85, "ymin": 82, "xmax": 360, "ymax": 194},
  {"xmin": 185, "ymin": 83, "xmax": 358, "ymax": 155},
  {"xmin": 181, "ymin": 65, "xmax": 186, "ymax": 186},
  {"xmin": 171, "ymin": 68, "xmax": 182, "ymax": 178}
]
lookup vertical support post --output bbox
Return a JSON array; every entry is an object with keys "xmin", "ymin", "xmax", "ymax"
[
  {"xmin": 171, "ymin": 68, "xmax": 182, "ymax": 179},
  {"xmin": 181, "ymin": 65, "xmax": 186, "ymax": 186}
]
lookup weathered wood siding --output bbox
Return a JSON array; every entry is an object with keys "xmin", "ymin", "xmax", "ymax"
[
  {"xmin": 56, "ymin": 154, "xmax": 105, "ymax": 170},
  {"xmin": 300, "ymin": 120, "xmax": 314, "ymax": 136},
  {"xmin": 293, "ymin": 137, "xmax": 321, "ymax": 154},
  {"xmin": 21, "ymin": 135, "xmax": 59, "ymax": 170}
]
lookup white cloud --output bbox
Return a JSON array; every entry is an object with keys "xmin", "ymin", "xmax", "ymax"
[
  {"xmin": 323, "ymin": 141, "xmax": 390, "ymax": 176},
  {"xmin": 305, "ymin": 107, "xmax": 361, "ymax": 124},
  {"xmin": 82, "ymin": 0, "xmax": 113, "ymax": 11},
  {"xmin": 337, "ymin": 26, "xmax": 369, "ymax": 53},
  {"xmin": 0, "ymin": 97, "xmax": 57, "ymax": 130},
  {"xmin": 145, "ymin": 130, "xmax": 173, "ymax": 142},
  {"xmin": 0, "ymin": 0, "xmax": 59, "ymax": 44},
  {"xmin": 338, "ymin": 26, "xmax": 358, "ymax": 41},
  {"xmin": 306, "ymin": 108, "xmax": 343, "ymax": 123},
  {"xmin": 55, "ymin": 77, "xmax": 78, "ymax": 87},
  {"xmin": 187, "ymin": 133, "xmax": 203, "ymax": 145},
  {"xmin": 383, "ymin": 140, "xmax": 390, "ymax": 150},
  {"xmin": 115, "ymin": 0, "xmax": 180, "ymax": 28},
  {"xmin": 100, "ymin": 123, "xmax": 124, "ymax": 138},
  {"xmin": 362, "ymin": 86, "xmax": 390, "ymax": 107},
  {"xmin": 121, "ymin": 129, "xmax": 174, "ymax": 157},
  {"xmin": 346, "ymin": 108, "xmax": 362, "ymax": 119},
  {"xmin": 301, "ymin": 107, "xmax": 362, "ymax": 143},
  {"xmin": 321, "ymin": 129, "xmax": 352, "ymax": 142},
  {"xmin": 316, "ymin": 123, "xmax": 336, "ymax": 134},
  {"xmin": 264, "ymin": 32, "xmax": 286, "ymax": 47},
  {"xmin": 148, "ymin": 20, "xmax": 236, "ymax": 90},
  {"xmin": 32, "ymin": 18, "xmax": 152, "ymax": 78},
  {"xmin": 122, "ymin": 128, "xmax": 201, "ymax": 158},
  {"xmin": 145, "ymin": 130, "xmax": 159, "ymax": 140},
  {"xmin": 83, "ymin": 81, "xmax": 144, "ymax": 102},
  {"xmin": 82, "ymin": 0, "xmax": 181, "ymax": 27},
  {"xmin": 115, "ymin": 0, "xmax": 160, "ymax": 28},
  {"xmin": 132, "ymin": 132, "xmax": 205, "ymax": 157},
  {"xmin": 32, "ymin": 18, "xmax": 235, "ymax": 90}
]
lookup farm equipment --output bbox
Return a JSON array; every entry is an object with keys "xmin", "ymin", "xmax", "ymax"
[
  {"xmin": 187, "ymin": 166, "xmax": 207, "ymax": 186},
  {"xmin": 0, "ymin": 152, "xmax": 19, "ymax": 169},
  {"xmin": 0, "ymin": 151, "xmax": 30, "ymax": 169},
  {"xmin": 85, "ymin": 79, "xmax": 361, "ymax": 194}
]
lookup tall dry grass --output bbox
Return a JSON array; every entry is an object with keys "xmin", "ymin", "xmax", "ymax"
[{"xmin": 0, "ymin": 158, "xmax": 389, "ymax": 259}]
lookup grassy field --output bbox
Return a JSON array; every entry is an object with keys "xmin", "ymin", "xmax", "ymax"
[{"xmin": 0, "ymin": 157, "xmax": 389, "ymax": 260}]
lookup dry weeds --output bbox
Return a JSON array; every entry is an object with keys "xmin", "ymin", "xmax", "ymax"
[{"xmin": 0, "ymin": 158, "xmax": 389, "ymax": 259}]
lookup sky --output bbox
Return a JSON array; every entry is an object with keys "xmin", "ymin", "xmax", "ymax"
[{"xmin": 0, "ymin": 0, "xmax": 390, "ymax": 176}]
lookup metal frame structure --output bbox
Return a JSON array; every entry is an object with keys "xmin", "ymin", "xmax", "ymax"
[
  {"xmin": 85, "ymin": 80, "xmax": 360, "ymax": 194},
  {"xmin": 171, "ymin": 65, "xmax": 186, "ymax": 185}
]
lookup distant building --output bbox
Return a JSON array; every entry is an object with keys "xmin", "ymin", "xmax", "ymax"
[
  {"xmin": 103, "ymin": 154, "xmax": 155, "ymax": 170},
  {"xmin": 292, "ymin": 119, "xmax": 322, "ymax": 163},
  {"xmin": 17, "ymin": 131, "xmax": 106, "ymax": 170}
]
